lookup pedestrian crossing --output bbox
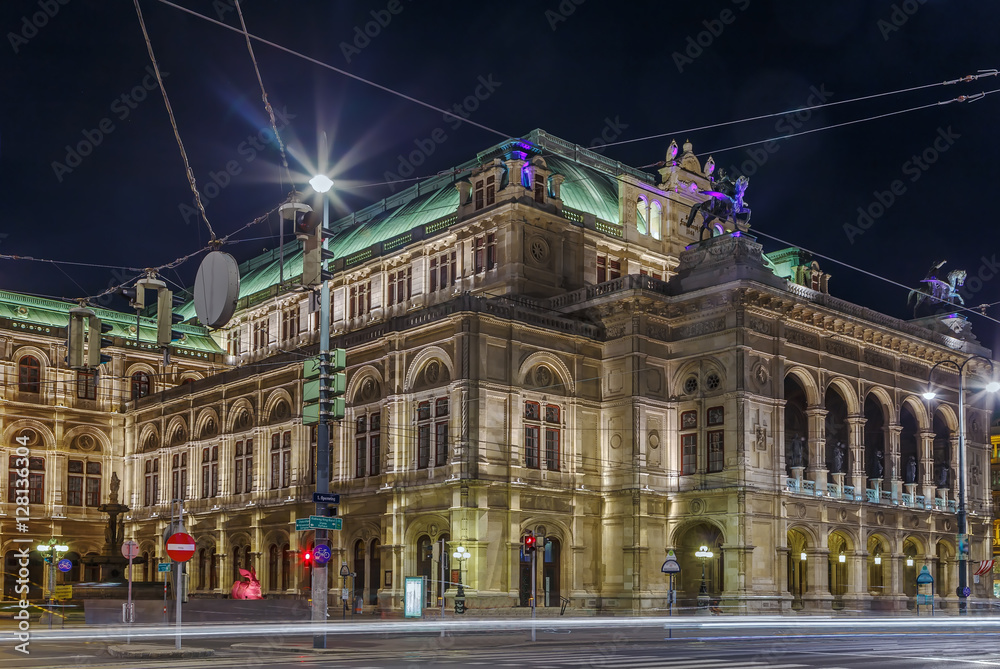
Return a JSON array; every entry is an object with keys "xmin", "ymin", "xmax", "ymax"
[{"xmin": 432, "ymin": 649, "xmax": 815, "ymax": 668}]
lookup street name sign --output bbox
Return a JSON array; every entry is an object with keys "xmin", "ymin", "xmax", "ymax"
[
  {"xmin": 296, "ymin": 516, "xmax": 343, "ymax": 531},
  {"xmin": 166, "ymin": 532, "xmax": 196, "ymax": 562},
  {"xmin": 313, "ymin": 492, "xmax": 340, "ymax": 504}
]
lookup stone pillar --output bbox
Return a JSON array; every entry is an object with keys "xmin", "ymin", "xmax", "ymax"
[
  {"xmin": 806, "ymin": 407, "xmax": 828, "ymax": 491},
  {"xmin": 919, "ymin": 430, "xmax": 936, "ymax": 503},
  {"xmin": 804, "ymin": 548, "xmax": 833, "ymax": 610},
  {"xmin": 888, "ymin": 425, "xmax": 903, "ymax": 502},
  {"xmin": 843, "ymin": 550, "xmax": 871, "ymax": 611},
  {"xmin": 949, "ymin": 435, "xmax": 961, "ymax": 504},
  {"xmin": 847, "ymin": 416, "xmax": 866, "ymax": 493},
  {"xmin": 887, "ymin": 553, "xmax": 906, "ymax": 610}
]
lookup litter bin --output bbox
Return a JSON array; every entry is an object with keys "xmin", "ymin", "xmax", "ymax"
[{"xmin": 354, "ymin": 596, "xmax": 363, "ymax": 614}]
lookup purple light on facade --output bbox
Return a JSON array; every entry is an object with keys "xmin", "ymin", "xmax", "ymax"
[{"xmin": 732, "ymin": 231, "xmax": 741, "ymax": 237}]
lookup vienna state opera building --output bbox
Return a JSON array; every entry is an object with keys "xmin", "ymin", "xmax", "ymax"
[{"xmin": 1, "ymin": 129, "xmax": 996, "ymax": 613}]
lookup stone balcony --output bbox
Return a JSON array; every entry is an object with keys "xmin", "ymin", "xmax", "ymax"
[{"xmin": 785, "ymin": 477, "xmax": 957, "ymax": 513}]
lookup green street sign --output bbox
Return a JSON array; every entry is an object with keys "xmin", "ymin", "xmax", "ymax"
[
  {"xmin": 157, "ymin": 562, "xmax": 171, "ymax": 573},
  {"xmin": 296, "ymin": 516, "xmax": 342, "ymax": 531}
]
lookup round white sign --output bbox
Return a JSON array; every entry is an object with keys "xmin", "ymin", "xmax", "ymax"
[
  {"xmin": 194, "ymin": 251, "xmax": 240, "ymax": 329},
  {"xmin": 121, "ymin": 540, "xmax": 140, "ymax": 560}
]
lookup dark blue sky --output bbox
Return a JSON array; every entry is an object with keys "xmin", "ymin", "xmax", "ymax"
[{"xmin": 2, "ymin": 0, "xmax": 998, "ymax": 348}]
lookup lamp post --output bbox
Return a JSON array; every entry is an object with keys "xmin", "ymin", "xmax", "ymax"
[
  {"xmin": 695, "ymin": 544, "xmax": 713, "ymax": 613},
  {"xmin": 923, "ymin": 355, "xmax": 999, "ymax": 615},
  {"xmin": 309, "ymin": 164, "xmax": 334, "ymax": 648},
  {"xmin": 36, "ymin": 538, "xmax": 69, "ymax": 629},
  {"xmin": 452, "ymin": 545, "xmax": 471, "ymax": 614},
  {"xmin": 339, "ymin": 562, "xmax": 350, "ymax": 621}
]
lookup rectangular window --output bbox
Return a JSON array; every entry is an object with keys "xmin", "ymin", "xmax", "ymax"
[
  {"xmin": 245, "ymin": 439, "xmax": 253, "ymax": 493},
  {"xmin": 545, "ymin": 405, "xmax": 560, "ymax": 423},
  {"xmin": 144, "ymin": 459, "xmax": 158, "ymax": 506},
  {"xmin": 525, "ymin": 426, "xmax": 540, "ymax": 468},
  {"xmin": 171, "ymin": 453, "xmax": 187, "ymax": 500},
  {"xmin": 85, "ymin": 476, "xmax": 100, "ymax": 506},
  {"xmin": 430, "ymin": 258, "xmax": 438, "ymax": 293},
  {"xmin": 369, "ymin": 434, "xmax": 381, "ymax": 477},
  {"xmin": 389, "ymin": 269, "xmax": 411, "ymax": 306},
  {"xmin": 609, "ymin": 259, "xmax": 621, "ymax": 280},
  {"xmin": 681, "ymin": 434, "xmax": 697, "ymax": 475},
  {"xmin": 545, "ymin": 429, "xmax": 560, "ymax": 471},
  {"xmin": 418, "ymin": 425, "xmax": 430, "ymax": 469},
  {"xmin": 681, "ymin": 410, "xmax": 698, "ymax": 430},
  {"xmin": 475, "ymin": 180, "xmax": 484, "ymax": 210},
  {"xmin": 349, "ymin": 282, "xmax": 371, "ymax": 319},
  {"xmin": 486, "ymin": 175, "xmax": 495, "ymax": 206},
  {"xmin": 76, "ymin": 371, "xmax": 97, "ymax": 400},
  {"xmin": 270, "ymin": 434, "xmax": 280, "ymax": 489},
  {"xmin": 68, "ymin": 474, "xmax": 83, "ymax": 506},
  {"xmin": 355, "ymin": 438, "xmax": 366, "ymax": 478},
  {"xmin": 435, "ymin": 422, "xmax": 448, "ymax": 467},
  {"xmin": 282, "ymin": 431, "xmax": 291, "ymax": 488},
  {"xmin": 534, "ymin": 173, "xmax": 546, "ymax": 203},
  {"xmin": 597, "ymin": 255, "xmax": 607, "ymax": 284},
  {"xmin": 525, "ymin": 401, "xmax": 540, "ymax": 421},
  {"xmin": 707, "ymin": 406, "xmax": 724, "ymax": 427},
  {"xmin": 418, "ymin": 401, "xmax": 431, "ymax": 421},
  {"xmin": 474, "ymin": 237, "xmax": 485, "ymax": 274},
  {"xmin": 282, "ymin": 310, "xmax": 298, "ymax": 342},
  {"xmin": 430, "ymin": 253, "xmax": 456, "ymax": 292},
  {"xmin": 486, "ymin": 233, "xmax": 496, "ymax": 269},
  {"xmin": 708, "ymin": 431, "xmax": 724, "ymax": 473}
]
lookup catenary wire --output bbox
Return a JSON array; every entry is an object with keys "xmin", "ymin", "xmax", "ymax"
[{"xmin": 152, "ymin": 0, "xmax": 514, "ymax": 142}]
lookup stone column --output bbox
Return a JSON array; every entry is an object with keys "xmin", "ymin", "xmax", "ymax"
[
  {"xmin": 949, "ymin": 435, "xmax": 961, "ymax": 505},
  {"xmin": 888, "ymin": 425, "xmax": 903, "ymax": 502},
  {"xmin": 847, "ymin": 416, "xmax": 866, "ymax": 494},
  {"xmin": 806, "ymin": 407, "xmax": 828, "ymax": 491},
  {"xmin": 919, "ymin": 431, "xmax": 936, "ymax": 504},
  {"xmin": 804, "ymin": 548, "xmax": 833, "ymax": 610},
  {"xmin": 843, "ymin": 550, "xmax": 871, "ymax": 611}
]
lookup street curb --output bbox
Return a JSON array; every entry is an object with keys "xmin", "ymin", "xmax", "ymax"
[{"xmin": 107, "ymin": 643, "xmax": 215, "ymax": 659}]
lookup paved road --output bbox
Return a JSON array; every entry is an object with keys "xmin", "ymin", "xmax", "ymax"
[{"xmin": 5, "ymin": 618, "xmax": 1000, "ymax": 668}]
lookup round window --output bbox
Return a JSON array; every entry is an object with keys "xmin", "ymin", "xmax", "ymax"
[
  {"xmin": 706, "ymin": 373, "xmax": 721, "ymax": 391},
  {"xmin": 683, "ymin": 377, "xmax": 698, "ymax": 394}
]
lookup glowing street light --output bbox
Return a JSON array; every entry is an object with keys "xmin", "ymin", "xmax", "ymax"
[
  {"xmin": 695, "ymin": 545, "xmax": 713, "ymax": 611},
  {"xmin": 309, "ymin": 174, "xmax": 334, "ymax": 193}
]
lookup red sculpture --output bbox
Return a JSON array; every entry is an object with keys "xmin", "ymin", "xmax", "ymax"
[{"xmin": 231, "ymin": 567, "xmax": 262, "ymax": 600}]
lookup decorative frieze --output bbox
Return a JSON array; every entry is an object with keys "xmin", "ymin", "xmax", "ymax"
[
  {"xmin": 785, "ymin": 328, "xmax": 819, "ymax": 349},
  {"xmin": 674, "ymin": 317, "xmax": 725, "ymax": 339},
  {"xmin": 863, "ymin": 349, "xmax": 894, "ymax": 371},
  {"xmin": 825, "ymin": 339, "xmax": 859, "ymax": 361}
]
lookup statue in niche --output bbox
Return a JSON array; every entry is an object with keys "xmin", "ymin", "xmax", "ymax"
[
  {"xmin": 905, "ymin": 455, "xmax": 918, "ymax": 484},
  {"xmin": 871, "ymin": 448, "xmax": 884, "ymax": 479},
  {"xmin": 832, "ymin": 441, "xmax": 846, "ymax": 473},
  {"xmin": 789, "ymin": 435, "xmax": 805, "ymax": 468},
  {"xmin": 937, "ymin": 464, "xmax": 950, "ymax": 488}
]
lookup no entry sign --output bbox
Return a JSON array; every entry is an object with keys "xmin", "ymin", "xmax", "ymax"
[{"xmin": 165, "ymin": 532, "xmax": 196, "ymax": 562}]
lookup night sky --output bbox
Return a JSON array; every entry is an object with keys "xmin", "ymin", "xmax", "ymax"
[{"xmin": 2, "ymin": 0, "xmax": 999, "ymax": 350}]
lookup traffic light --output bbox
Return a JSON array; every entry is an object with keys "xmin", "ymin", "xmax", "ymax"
[
  {"xmin": 87, "ymin": 314, "xmax": 113, "ymax": 367},
  {"xmin": 156, "ymin": 287, "xmax": 184, "ymax": 347},
  {"xmin": 303, "ymin": 550, "xmax": 313, "ymax": 566},
  {"xmin": 523, "ymin": 533, "xmax": 536, "ymax": 555},
  {"xmin": 294, "ymin": 210, "xmax": 335, "ymax": 288},
  {"xmin": 303, "ymin": 348, "xmax": 347, "ymax": 425},
  {"xmin": 66, "ymin": 307, "xmax": 89, "ymax": 370}
]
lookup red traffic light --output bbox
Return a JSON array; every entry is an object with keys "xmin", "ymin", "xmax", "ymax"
[
  {"xmin": 524, "ymin": 534, "xmax": 536, "ymax": 552},
  {"xmin": 303, "ymin": 551, "xmax": 312, "ymax": 563}
]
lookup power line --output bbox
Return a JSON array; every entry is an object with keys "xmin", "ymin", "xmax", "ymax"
[{"xmin": 153, "ymin": 0, "xmax": 514, "ymax": 141}]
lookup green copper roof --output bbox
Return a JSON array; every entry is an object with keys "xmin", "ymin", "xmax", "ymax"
[
  {"xmin": 0, "ymin": 290, "xmax": 222, "ymax": 354},
  {"xmin": 546, "ymin": 155, "xmax": 620, "ymax": 223}
]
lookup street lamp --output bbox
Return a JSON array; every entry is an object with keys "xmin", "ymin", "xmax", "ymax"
[
  {"xmin": 924, "ymin": 356, "xmax": 998, "ymax": 615},
  {"xmin": 695, "ymin": 545, "xmax": 713, "ymax": 611},
  {"xmin": 36, "ymin": 539, "xmax": 69, "ymax": 629},
  {"xmin": 452, "ymin": 545, "xmax": 471, "ymax": 613}
]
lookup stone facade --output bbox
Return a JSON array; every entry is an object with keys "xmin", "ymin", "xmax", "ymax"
[{"xmin": 1, "ymin": 129, "xmax": 994, "ymax": 613}]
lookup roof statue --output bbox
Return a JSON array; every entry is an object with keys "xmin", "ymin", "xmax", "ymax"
[
  {"xmin": 907, "ymin": 260, "xmax": 966, "ymax": 317},
  {"xmin": 685, "ymin": 167, "xmax": 752, "ymax": 240}
]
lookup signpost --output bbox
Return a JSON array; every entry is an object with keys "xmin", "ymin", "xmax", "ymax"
[
  {"xmin": 168, "ymin": 500, "xmax": 190, "ymax": 650},
  {"xmin": 661, "ymin": 550, "xmax": 681, "ymax": 638},
  {"xmin": 121, "ymin": 540, "xmax": 139, "ymax": 626}
]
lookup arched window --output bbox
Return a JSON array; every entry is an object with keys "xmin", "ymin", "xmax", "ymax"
[
  {"xmin": 131, "ymin": 371, "xmax": 151, "ymax": 400},
  {"xmin": 268, "ymin": 544, "xmax": 278, "ymax": 591},
  {"xmin": 18, "ymin": 356, "xmax": 40, "ymax": 394},
  {"xmin": 636, "ymin": 197, "xmax": 648, "ymax": 235},
  {"xmin": 280, "ymin": 543, "xmax": 291, "ymax": 590},
  {"xmin": 650, "ymin": 201, "xmax": 662, "ymax": 240},
  {"xmin": 198, "ymin": 548, "xmax": 208, "ymax": 589},
  {"xmin": 353, "ymin": 539, "xmax": 366, "ymax": 604}
]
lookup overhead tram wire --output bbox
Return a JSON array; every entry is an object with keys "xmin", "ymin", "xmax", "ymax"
[
  {"xmin": 153, "ymin": 0, "xmax": 514, "ymax": 142},
  {"xmin": 132, "ymin": 0, "xmax": 217, "ymax": 244},
  {"xmin": 597, "ymin": 69, "xmax": 998, "ymax": 151}
]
